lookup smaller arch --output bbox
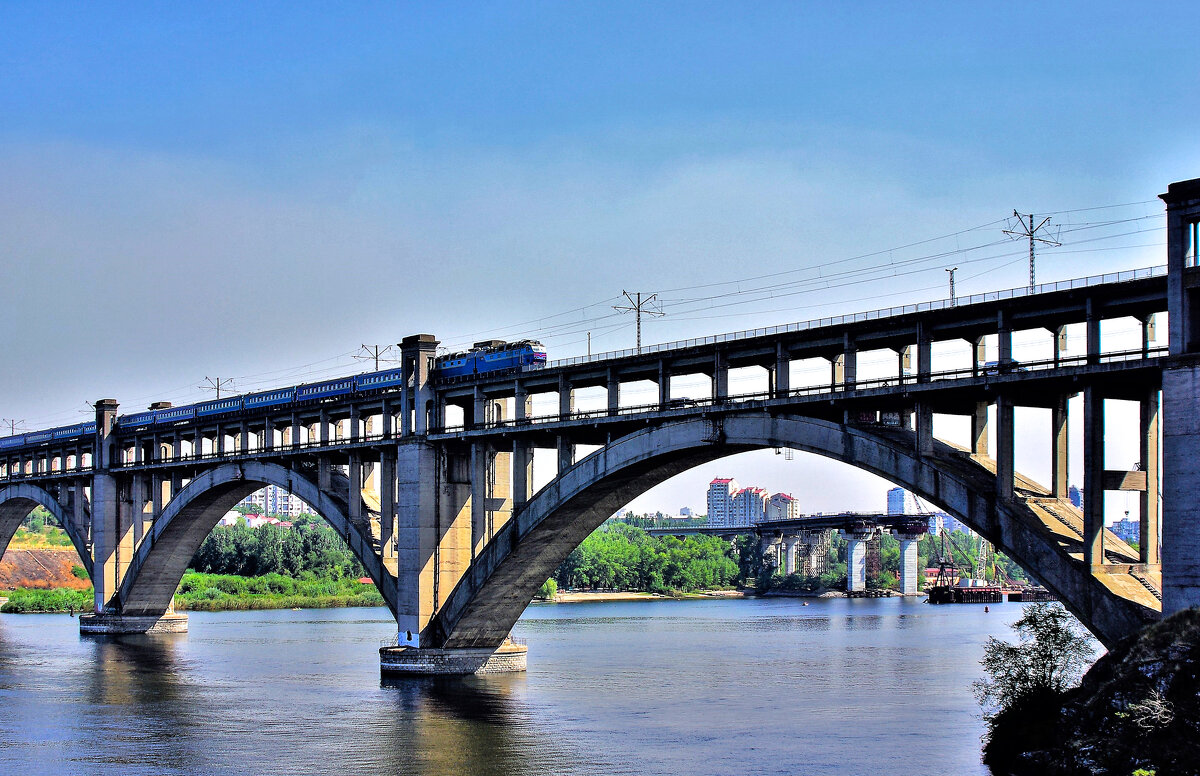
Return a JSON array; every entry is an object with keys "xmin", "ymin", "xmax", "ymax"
[
  {"xmin": 113, "ymin": 461, "xmax": 395, "ymax": 618},
  {"xmin": 0, "ymin": 482, "xmax": 93, "ymax": 578}
]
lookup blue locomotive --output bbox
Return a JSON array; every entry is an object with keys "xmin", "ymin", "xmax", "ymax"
[{"xmin": 436, "ymin": 340, "xmax": 547, "ymax": 379}]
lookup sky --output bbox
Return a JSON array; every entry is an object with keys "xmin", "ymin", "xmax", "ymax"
[{"xmin": 2, "ymin": 2, "xmax": 1198, "ymax": 518}]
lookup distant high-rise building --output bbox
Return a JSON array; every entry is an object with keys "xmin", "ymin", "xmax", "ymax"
[
  {"xmin": 927, "ymin": 513, "xmax": 944, "ymax": 536},
  {"xmin": 1068, "ymin": 485, "xmax": 1083, "ymax": 509},
  {"xmin": 733, "ymin": 487, "xmax": 768, "ymax": 527},
  {"xmin": 238, "ymin": 485, "xmax": 308, "ymax": 518},
  {"xmin": 767, "ymin": 493, "xmax": 798, "ymax": 521},
  {"xmin": 887, "ymin": 487, "xmax": 915, "ymax": 516},
  {"xmin": 1110, "ymin": 517, "xmax": 1139, "ymax": 544},
  {"xmin": 706, "ymin": 478, "xmax": 738, "ymax": 528}
]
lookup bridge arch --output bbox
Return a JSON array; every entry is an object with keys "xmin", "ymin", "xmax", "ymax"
[
  {"xmin": 435, "ymin": 414, "xmax": 1155, "ymax": 649},
  {"xmin": 112, "ymin": 461, "xmax": 395, "ymax": 618},
  {"xmin": 0, "ymin": 483, "xmax": 92, "ymax": 578}
]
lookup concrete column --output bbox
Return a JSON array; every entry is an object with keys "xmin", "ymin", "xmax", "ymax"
[
  {"xmin": 996, "ymin": 396, "xmax": 1015, "ymax": 501},
  {"xmin": 1052, "ymin": 395, "xmax": 1070, "ymax": 500},
  {"xmin": 1142, "ymin": 314, "xmax": 1157, "ymax": 358},
  {"xmin": 1086, "ymin": 298, "xmax": 1101, "ymax": 366},
  {"xmin": 90, "ymin": 399, "xmax": 121, "ymax": 613},
  {"xmin": 657, "ymin": 361, "xmax": 670, "ymax": 407},
  {"xmin": 898, "ymin": 345, "xmax": 912, "ymax": 382},
  {"xmin": 1083, "ymin": 385, "xmax": 1105, "ymax": 568},
  {"xmin": 782, "ymin": 536, "xmax": 799, "ymax": 576},
  {"xmin": 401, "ymin": 335, "xmax": 439, "ymax": 436},
  {"xmin": 842, "ymin": 531, "xmax": 870, "ymax": 592},
  {"xmin": 971, "ymin": 401, "xmax": 989, "ymax": 456},
  {"xmin": 1140, "ymin": 388, "xmax": 1161, "ymax": 565},
  {"xmin": 897, "ymin": 533, "xmax": 921, "ymax": 595},
  {"xmin": 240, "ymin": 421, "xmax": 249, "ymax": 452},
  {"xmin": 997, "ymin": 312, "xmax": 1013, "ymax": 369},
  {"xmin": 915, "ymin": 402, "xmax": 934, "ymax": 457},
  {"xmin": 73, "ymin": 477, "xmax": 88, "ymax": 543},
  {"xmin": 514, "ymin": 381, "xmax": 531, "ymax": 420},
  {"xmin": 471, "ymin": 442, "xmax": 486, "ymax": 558},
  {"xmin": 291, "ymin": 413, "xmax": 302, "ymax": 447},
  {"xmin": 215, "ymin": 425, "xmax": 225, "ymax": 456},
  {"xmin": 916, "ymin": 324, "xmax": 931, "ymax": 383},
  {"xmin": 971, "ymin": 335, "xmax": 986, "ymax": 377},
  {"xmin": 263, "ymin": 418, "xmax": 273, "ymax": 450},
  {"xmin": 151, "ymin": 472, "xmax": 164, "ymax": 523},
  {"xmin": 712, "ymin": 349, "xmax": 729, "ymax": 400},
  {"xmin": 842, "ymin": 334, "xmax": 857, "ymax": 389},
  {"xmin": 1053, "ymin": 325, "xmax": 1067, "ymax": 367},
  {"xmin": 380, "ymin": 448, "xmax": 396, "ymax": 559},
  {"xmin": 606, "ymin": 368, "xmax": 619, "ymax": 416},
  {"xmin": 381, "ymin": 399, "xmax": 394, "ymax": 438},
  {"xmin": 1160, "ymin": 177, "xmax": 1200, "ymax": 614},
  {"xmin": 512, "ymin": 439, "xmax": 533, "ymax": 512},
  {"xmin": 350, "ymin": 406, "xmax": 361, "ymax": 440},
  {"xmin": 348, "ymin": 453, "xmax": 363, "ymax": 525},
  {"xmin": 557, "ymin": 435, "xmax": 573, "ymax": 473},
  {"xmin": 319, "ymin": 409, "xmax": 330, "ymax": 445},
  {"xmin": 774, "ymin": 341, "xmax": 791, "ymax": 398},
  {"xmin": 130, "ymin": 474, "xmax": 147, "ymax": 547},
  {"xmin": 473, "ymin": 387, "xmax": 486, "ymax": 430},
  {"xmin": 558, "ymin": 374, "xmax": 574, "ymax": 418}
]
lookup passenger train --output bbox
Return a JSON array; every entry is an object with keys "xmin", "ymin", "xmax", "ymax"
[{"xmin": 0, "ymin": 340, "xmax": 548, "ymax": 452}]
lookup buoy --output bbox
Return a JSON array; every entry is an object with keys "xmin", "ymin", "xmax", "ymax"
[{"xmin": 984, "ymin": 605, "xmax": 990, "ymax": 613}]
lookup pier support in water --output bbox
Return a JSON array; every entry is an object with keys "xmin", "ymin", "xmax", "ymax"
[
  {"xmin": 78, "ymin": 612, "xmax": 188, "ymax": 635},
  {"xmin": 841, "ymin": 528, "xmax": 876, "ymax": 592},
  {"xmin": 379, "ymin": 641, "xmax": 527, "ymax": 676},
  {"xmin": 896, "ymin": 531, "xmax": 922, "ymax": 596}
]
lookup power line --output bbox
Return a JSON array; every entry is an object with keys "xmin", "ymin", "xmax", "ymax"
[
  {"xmin": 613, "ymin": 291, "xmax": 665, "ymax": 354},
  {"xmin": 1, "ymin": 418, "xmax": 26, "ymax": 436}
]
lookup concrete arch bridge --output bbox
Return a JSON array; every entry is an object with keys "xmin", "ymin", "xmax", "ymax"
[{"xmin": 4, "ymin": 177, "xmax": 1200, "ymax": 673}]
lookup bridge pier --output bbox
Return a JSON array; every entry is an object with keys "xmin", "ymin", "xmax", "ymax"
[
  {"xmin": 841, "ymin": 528, "xmax": 875, "ymax": 592},
  {"xmin": 895, "ymin": 532, "xmax": 922, "ymax": 595},
  {"xmin": 79, "ymin": 611, "xmax": 188, "ymax": 635}
]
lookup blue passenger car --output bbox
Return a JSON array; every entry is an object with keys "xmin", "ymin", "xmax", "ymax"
[
  {"xmin": 119, "ymin": 411, "xmax": 156, "ymax": 430},
  {"xmin": 155, "ymin": 405, "xmax": 196, "ymax": 424},
  {"xmin": 296, "ymin": 377, "xmax": 354, "ymax": 402},
  {"xmin": 0, "ymin": 434, "xmax": 26, "ymax": 451},
  {"xmin": 354, "ymin": 368, "xmax": 405, "ymax": 393},
  {"xmin": 196, "ymin": 397, "xmax": 242, "ymax": 417},
  {"xmin": 244, "ymin": 387, "xmax": 296, "ymax": 410},
  {"xmin": 25, "ymin": 430, "xmax": 53, "ymax": 444}
]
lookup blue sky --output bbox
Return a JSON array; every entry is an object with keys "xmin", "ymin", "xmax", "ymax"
[{"xmin": 2, "ymin": 2, "xmax": 1197, "ymax": 515}]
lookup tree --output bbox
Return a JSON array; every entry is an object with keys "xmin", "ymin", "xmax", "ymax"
[{"xmin": 973, "ymin": 603, "xmax": 1093, "ymax": 722}]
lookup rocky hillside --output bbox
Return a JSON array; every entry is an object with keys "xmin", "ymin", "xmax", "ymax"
[
  {"xmin": 986, "ymin": 608, "xmax": 1200, "ymax": 775},
  {"xmin": 0, "ymin": 548, "xmax": 91, "ymax": 590}
]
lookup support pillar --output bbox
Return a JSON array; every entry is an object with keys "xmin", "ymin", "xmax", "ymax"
[
  {"xmin": 380, "ymin": 448, "xmax": 396, "ymax": 560},
  {"xmin": 1083, "ymin": 385, "xmax": 1105, "ymax": 568},
  {"xmin": 81, "ymin": 398, "xmax": 187, "ymax": 635},
  {"xmin": 774, "ymin": 342, "xmax": 791, "ymax": 398},
  {"xmin": 782, "ymin": 536, "xmax": 798, "ymax": 576},
  {"xmin": 971, "ymin": 401, "xmax": 989, "ymax": 456},
  {"xmin": 915, "ymin": 402, "xmax": 934, "ymax": 457},
  {"xmin": 712, "ymin": 350, "xmax": 729, "ymax": 401},
  {"xmin": 841, "ymin": 530, "xmax": 871, "ymax": 592},
  {"xmin": 1052, "ymin": 395, "xmax": 1070, "ymax": 500},
  {"xmin": 607, "ymin": 368, "xmax": 620, "ymax": 416},
  {"xmin": 1140, "ymin": 389, "xmax": 1160, "ymax": 566},
  {"xmin": 897, "ymin": 533, "xmax": 921, "ymax": 595},
  {"xmin": 658, "ymin": 360, "xmax": 670, "ymax": 408},
  {"xmin": 996, "ymin": 396, "xmax": 1015, "ymax": 501}
]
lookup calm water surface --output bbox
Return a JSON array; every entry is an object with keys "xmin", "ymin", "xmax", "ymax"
[{"xmin": 0, "ymin": 597, "xmax": 1024, "ymax": 775}]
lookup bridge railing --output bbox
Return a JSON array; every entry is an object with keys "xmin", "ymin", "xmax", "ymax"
[
  {"xmin": 546, "ymin": 265, "xmax": 1166, "ymax": 369},
  {"xmin": 437, "ymin": 345, "xmax": 1167, "ymax": 432}
]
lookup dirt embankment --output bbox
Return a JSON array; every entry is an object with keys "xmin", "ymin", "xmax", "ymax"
[{"xmin": 0, "ymin": 548, "xmax": 90, "ymax": 590}]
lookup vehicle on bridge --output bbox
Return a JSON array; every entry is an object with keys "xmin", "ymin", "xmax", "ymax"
[{"xmin": 436, "ymin": 339, "xmax": 547, "ymax": 380}]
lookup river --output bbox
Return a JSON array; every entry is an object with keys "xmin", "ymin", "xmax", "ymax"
[{"xmin": 0, "ymin": 596, "xmax": 1028, "ymax": 775}]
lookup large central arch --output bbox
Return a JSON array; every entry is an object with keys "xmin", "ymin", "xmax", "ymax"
[
  {"xmin": 113, "ymin": 461, "xmax": 395, "ymax": 617},
  {"xmin": 433, "ymin": 414, "xmax": 1157, "ymax": 649},
  {"xmin": 0, "ymin": 482, "xmax": 92, "ymax": 578}
]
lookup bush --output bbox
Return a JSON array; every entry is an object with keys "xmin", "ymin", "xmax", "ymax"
[
  {"xmin": 536, "ymin": 578, "xmax": 557, "ymax": 600},
  {"xmin": 70, "ymin": 565, "xmax": 90, "ymax": 580},
  {"xmin": 973, "ymin": 603, "xmax": 1093, "ymax": 725}
]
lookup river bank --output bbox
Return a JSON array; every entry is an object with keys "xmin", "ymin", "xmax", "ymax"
[
  {"xmin": 0, "ymin": 571, "xmax": 384, "ymax": 614},
  {"xmin": 549, "ymin": 589, "xmax": 748, "ymax": 603}
]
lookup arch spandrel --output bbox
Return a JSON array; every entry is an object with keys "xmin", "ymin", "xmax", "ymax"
[
  {"xmin": 435, "ymin": 415, "xmax": 1157, "ymax": 650},
  {"xmin": 0, "ymin": 483, "xmax": 92, "ymax": 578},
  {"xmin": 114, "ymin": 461, "xmax": 395, "ymax": 618}
]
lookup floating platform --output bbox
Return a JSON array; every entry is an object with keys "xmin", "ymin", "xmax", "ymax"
[
  {"xmin": 927, "ymin": 585, "xmax": 1003, "ymax": 604},
  {"xmin": 1007, "ymin": 587, "xmax": 1055, "ymax": 602}
]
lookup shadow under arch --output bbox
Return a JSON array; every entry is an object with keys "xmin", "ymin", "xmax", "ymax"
[
  {"xmin": 0, "ymin": 482, "xmax": 93, "ymax": 578},
  {"xmin": 434, "ymin": 414, "xmax": 1154, "ymax": 650},
  {"xmin": 112, "ymin": 461, "xmax": 395, "ymax": 618}
]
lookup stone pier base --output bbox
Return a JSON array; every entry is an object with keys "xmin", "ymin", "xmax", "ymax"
[
  {"xmin": 79, "ymin": 612, "xmax": 189, "ymax": 635},
  {"xmin": 379, "ymin": 642, "xmax": 528, "ymax": 676}
]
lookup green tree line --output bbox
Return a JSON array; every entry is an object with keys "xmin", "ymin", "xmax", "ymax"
[
  {"xmin": 554, "ymin": 522, "xmax": 740, "ymax": 593},
  {"xmin": 189, "ymin": 514, "xmax": 366, "ymax": 579}
]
